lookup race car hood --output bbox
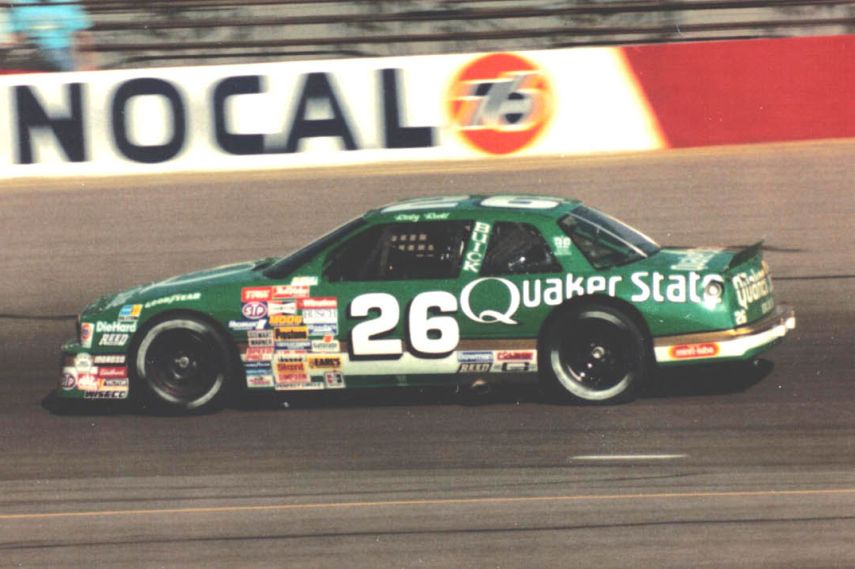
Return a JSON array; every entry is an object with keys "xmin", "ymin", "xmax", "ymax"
[{"xmin": 83, "ymin": 258, "xmax": 276, "ymax": 315}]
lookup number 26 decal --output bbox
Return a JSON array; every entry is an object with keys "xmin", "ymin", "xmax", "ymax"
[{"xmin": 350, "ymin": 291, "xmax": 459, "ymax": 356}]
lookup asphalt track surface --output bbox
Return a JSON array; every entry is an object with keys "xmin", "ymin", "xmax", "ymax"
[{"xmin": 0, "ymin": 140, "xmax": 854, "ymax": 568}]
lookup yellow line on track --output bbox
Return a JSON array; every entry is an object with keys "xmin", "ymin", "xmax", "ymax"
[{"xmin": 2, "ymin": 488, "xmax": 855, "ymax": 522}]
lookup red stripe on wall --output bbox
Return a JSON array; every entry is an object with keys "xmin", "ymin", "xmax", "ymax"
[{"xmin": 623, "ymin": 35, "xmax": 855, "ymax": 148}]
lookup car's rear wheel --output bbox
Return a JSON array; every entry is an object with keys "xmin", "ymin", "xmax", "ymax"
[
  {"xmin": 540, "ymin": 303, "xmax": 648, "ymax": 404},
  {"xmin": 133, "ymin": 317, "xmax": 234, "ymax": 413}
]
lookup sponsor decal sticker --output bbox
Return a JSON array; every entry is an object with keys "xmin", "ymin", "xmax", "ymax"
[
  {"xmin": 98, "ymin": 366, "xmax": 128, "ymax": 379},
  {"xmin": 245, "ymin": 360, "xmax": 272, "ymax": 372},
  {"xmin": 269, "ymin": 314, "xmax": 303, "ymax": 326},
  {"xmin": 80, "ymin": 323, "xmax": 94, "ymax": 349},
  {"xmin": 118, "ymin": 304, "xmax": 143, "ymax": 321},
  {"xmin": 228, "ymin": 319, "xmax": 267, "ymax": 331},
  {"xmin": 77, "ymin": 373, "xmax": 99, "ymax": 392},
  {"xmin": 290, "ymin": 276, "xmax": 318, "ymax": 286},
  {"xmin": 245, "ymin": 346, "xmax": 274, "ymax": 361},
  {"xmin": 302, "ymin": 308, "xmax": 338, "ymax": 325},
  {"xmin": 669, "ymin": 343, "xmax": 720, "ymax": 359},
  {"xmin": 308, "ymin": 355, "xmax": 343, "ymax": 370},
  {"xmin": 60, "ymin": 370, "xmax": 76, "ymax": 390},
  {"xmin": 74, "ymin": 353, "xmax": 93, "ymax": 373},
  {"xmin": 311, "ymin": 338, "xmax": 340, "ymax": 353},
  {"xmin": 241, "ymin": 287, "xmax": 272, "ymax": 303},
  {"xmin": 670, "ymin": 249, "xmax": 721, "ymax": 272},
  {"xmin": 272, "ymin": 285, "xmax": 310, "ymax": 299},
  {"xmin": 732, "ymin": 267, "xmax": 772, "ymax": 310},
  {"xmin": 308, "ymin": 323, "xmax": 338, "ymax": 337},
  {"xmin": 448, "ymin": 52, "xmax": 553, "ymax": 155},
  {"xmin": 83, "ymin": 391, "xmax": 128, "ymax": 400},
  {"xmin": 276, "ymin": 361, "xmax": 307, "ymax": 374},
  {"xmin": 496, "ymin": 350, "xmax": 534, "ymax": 361},
  {"xmin": 462, "ymin": 221, "xmax": 491, "ymax": 273},
  {"xmin": 99, "ymin": 333, "xmax": 129, "ymax": 347},
  {"xmin": 247, "ymin": 375, "xmax": 275, "ymax": 389},
  {"xmin": 275, "ymin": 326, "xmax": 309, "ymax": 341},
  {"xmin": 144, "ymin": 292, "xmax": 201, "ymax": 308},
  {"xmin": 96, "ymin": 321, "xmax": 137, "ymax": 334},
  {"xmin": 458, "ymin": 363, "xmax": 492, "ymax": 373},
  {"xmin": 93, "ymin": 354, "xmax": 125, "ymax": 365},
  {"xmin": 496, "ymin": 361, "xmax": 533, "ymax": 373},
  {"xmin": 324, "ymin": 371, "xmax": 345, "ymax": 389},
  {"xmin": 457, "ymin": 351, "xmax": 493, "ymax": 364},
  {"xmin": 553, "ymin": 236, "xmax": 572, "ymax": 256},
  {"xmin": 460, "ymin": 271, "xmax": 726, "ymax": 327},
  {"xmin": 268, "ymin": 301, "xmax": 297, "ymax": 316},
  {"xmin": 299, "ymin": 297, "xmax": 337, "ymax": 310},
  {"xmin": 99, "ymin": 377, "xmax": 129, "ymax": 391},
  {"xmin": 276, "ymin": 341, "xmax": 312, "ymax": 351},
  {"xmin": 241, "ymin": 301, "xmax": 268, "ymax": 320},
  {"xmin": 247, "ymin": 330, "xmax": 274, "ymax": 348}
]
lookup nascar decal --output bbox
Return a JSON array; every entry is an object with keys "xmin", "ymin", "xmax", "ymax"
[{"xmin": 448, "ymin": 52, "xmax": 553, "ymax": 155}]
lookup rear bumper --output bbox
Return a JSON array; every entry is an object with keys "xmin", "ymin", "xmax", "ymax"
[{"xmin": 653, "ymin": 305, "xmax": 795, "ymax": 365}]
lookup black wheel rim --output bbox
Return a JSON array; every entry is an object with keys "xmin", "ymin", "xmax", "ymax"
[
  {"xmin": 144, "ymin": 328, "xmax": 222, "ymax": 403},
  {"xmin": 558, "ymin": 317, "xmax": 633, "ymax": 392}
]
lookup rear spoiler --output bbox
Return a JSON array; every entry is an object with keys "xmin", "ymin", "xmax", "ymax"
[{"xmin": 726, "ymin": 240, "xmax": 764, "ymax": 271}]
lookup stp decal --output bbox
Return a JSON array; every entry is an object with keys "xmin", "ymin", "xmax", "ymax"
[{"xmin": 448, "ymin": 53, "xmax": 553, "ymax": 155}]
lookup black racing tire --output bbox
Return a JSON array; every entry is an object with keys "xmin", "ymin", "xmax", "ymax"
[
  {"xmin": 132, "ymin": 316, "xmax": 236, "ymax": 413},
  {"xmin": 539, "ymin": 303, "xmax": 649, "ymax": 404}
]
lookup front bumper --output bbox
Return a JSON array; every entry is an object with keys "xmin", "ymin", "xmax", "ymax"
[
  {"xmin": 653, "ymin": 305, "xmax": 796, "ymax": 365},
  {"xmin": 56, "ymin": 340, "xmax": 130, "ymax": 400}
]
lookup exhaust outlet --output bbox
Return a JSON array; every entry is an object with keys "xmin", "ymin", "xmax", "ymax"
[{"xmin": 469, "ymin": 378, "xmax": 491, "ymax": 395}]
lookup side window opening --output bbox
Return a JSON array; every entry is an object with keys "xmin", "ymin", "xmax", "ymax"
[
  {"xmin": 481, "ymin": 222, "xmax": 561, "ymax": 276},
  {"xmin": 324, "ymin": 221, "xmax": 472, "ymax": 282}
]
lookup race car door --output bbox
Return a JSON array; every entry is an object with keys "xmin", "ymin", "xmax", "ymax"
[{"xmin": 313, "ymin": 219, "xmax": 474, "ymax": 386}]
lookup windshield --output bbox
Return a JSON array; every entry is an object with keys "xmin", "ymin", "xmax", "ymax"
[
  {"xmin": 559, "ymin": 206, "xmax": 660, "ymax": 269},
  {"xmin": 263, "ymin": 217, "xmax": 367, "ymax": 279}
]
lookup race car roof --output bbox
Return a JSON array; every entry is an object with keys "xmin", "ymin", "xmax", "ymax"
[{"xmin": 365, "ymin": 194, "xmax": 582, "ymax": 222}]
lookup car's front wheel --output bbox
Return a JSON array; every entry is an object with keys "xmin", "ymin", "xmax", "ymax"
[
  {"xmin": 540, "ymin": 303, "xmax": 649, "ymax": 404},
  {"xmin": 133, "ymin": 317, "xmax": 235, "ymax": 413}
]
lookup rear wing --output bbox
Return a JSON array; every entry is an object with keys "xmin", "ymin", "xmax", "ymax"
[{"xmin": 726, "ymin": 240, "xmax": 764, "ymax": 271}]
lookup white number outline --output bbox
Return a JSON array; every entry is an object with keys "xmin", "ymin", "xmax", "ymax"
[
  {"xmin": 350, "ymin": 291, "xmax": 460, "ymax": 357},
  {"xmin": 349, "ymin": 293, "xmax": 403, "ymax": 356}
]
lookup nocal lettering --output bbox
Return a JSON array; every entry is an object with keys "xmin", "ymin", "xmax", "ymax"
[
  {"xmin": 111, "ymin": 78, "xmax": 187, "ymax": 164},
  {"xmin": 213, "ymin": 69, "xmax": 436, "ymax": 156},
  {"xmin": 15, "ymin": 83, "xmax": 87, "ymax": 164}
]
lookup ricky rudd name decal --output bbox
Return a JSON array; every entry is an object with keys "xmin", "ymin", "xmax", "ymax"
[{"xmin": 460, "ymin": 272, "xmax": 724, "ymax": 325}]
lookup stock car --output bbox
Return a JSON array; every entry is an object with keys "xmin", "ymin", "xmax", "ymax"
[{"xmin": 58, "ymin": 195, "xmax": 795, "ymax": 412}]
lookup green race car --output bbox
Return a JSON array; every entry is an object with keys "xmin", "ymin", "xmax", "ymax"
[{"xmin": 58, "ymin": 195, "xmax": 795, "ymax": 412}]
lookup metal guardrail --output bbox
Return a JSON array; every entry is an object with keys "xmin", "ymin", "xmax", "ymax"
[{"xmin": 3, "ymin": 0, "xmax": 855, "ymax": 69}]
